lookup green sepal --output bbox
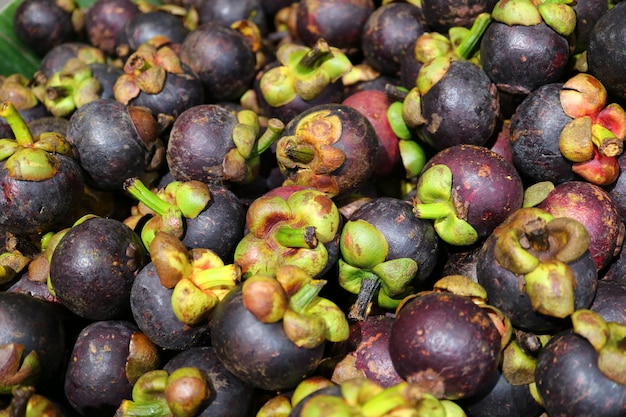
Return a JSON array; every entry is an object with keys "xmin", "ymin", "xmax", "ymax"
[{"xmin": 372, "ymin": 257, "xmax": 418, "ymax": 297}]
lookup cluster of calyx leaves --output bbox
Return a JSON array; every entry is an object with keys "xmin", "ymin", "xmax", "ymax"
[
  {"xmin": 148, "ymin": 232, "xmax": 241, "ymax": 327},
  {"xmin": 491, "ymin": 0, "xmax": 577, "ymax": 36},
  {"xmin": 33, "ymin": 54, "xmax": 105, "ymax": 118},
  {"xmin": 258, "ymin": 38, "xmax": 353, "ymax": 107},
  {"xmin": 571, "ymin": 309, "xmax": 626, "ymax": 386},
  {"xmin": 558, "ymin": 73, "xmax": 626, "ymax": 185},
  {"xmin": 0, "ymin": 344, "xmax": 41, "ymax": 395},
  {"xmin": 115, "ymin": 367, "xmax": 210, "ymax": 417},
  {"xmin": 0, "ymin": 101, "xmax": 74, "ymax": 182},
  {"xmin": 123, "ymin": 177, "xmax": 212, "ymax": 251},
  {"xmin": 113, "ymin": 38, "xmax": 184, "ymax": 105},
  {"xmin": 256, "ymin": 375, "xmax": 467, "ymax": 417},
  {"xmin": 492, "ymin": 207, "xmax": 590, "ymax": 319},
  {"xmin": 0, "ymin": 386, "xmax": 66, "ymax": 417},
  {"xmin": 242, "ymin": 265, "xmax": 349, "ymax": 349},
  {"xmin": 222, "ymin": 109, "xmax": 284, "ymax": 184},
  {"xmin": 337, "ymin": 218, "xmax": 420, "ymax": 321},
  {"xmin": 234, "ymin": 187, "xmax": 341, "ymax": 279},
  {"xmin": 412, "ymin": 164, "xmax": 479, "ymax": 246}
]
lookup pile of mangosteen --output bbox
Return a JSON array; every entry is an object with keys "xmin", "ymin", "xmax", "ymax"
[{"xmin": 1, "ymin": 0, "xmax": 626, "ymax": 415}]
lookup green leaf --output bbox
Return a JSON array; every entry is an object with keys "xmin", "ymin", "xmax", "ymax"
[{"xmin": 0, "ymin": 0, "xmax": 42, "ymax": 78}]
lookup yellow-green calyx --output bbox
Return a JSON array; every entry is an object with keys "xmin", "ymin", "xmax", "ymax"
[
  {"xmin": 571, "ymin": 309, "xmax": 626, "ymax": 385},
  {"xmin": 493, "ymin": 207, "xmax": 590, "ymax": 318},
  {"xmin": 338, "ymin": 219, "xmax": 419, "ymax": 320},
  {"xmin": 412, "ymin": 164, "xmax": 479, "ymax": 246},
  {"xmin": 0, "ymin": 101, "xmax": 74, "ymax": 181},
  {"xmin": 148, "ymin": 232, "xmax": 240, "ymax": 326},
  {"xmin": 223, "ymin": 110, "xmax": 285, "ymax": 184},
  {"xmin": 259, "ymin": 38, "xmax": 353, "ymax": 108},
  {"xmin": 491, "ymin": 0, "xmax": 577, "ymax": 36},
  {"xmin": 242, "ymin": 265, "xmax": 349, "ymax": 349}
]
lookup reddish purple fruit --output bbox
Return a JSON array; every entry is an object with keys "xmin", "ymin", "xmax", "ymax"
[
  {"xmin": 538, "ymin": 180, "xmax": 625, "ymax": 272},
  {"xmin": 389, "ymin": 292, "xmax": 502, "ymax": 400}
]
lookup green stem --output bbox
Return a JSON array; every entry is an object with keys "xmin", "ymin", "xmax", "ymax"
[
  {"xmin": 283, "ymin": 139, "xmax": 316, "ymax": 164},
  {"xmin": 190, "ymin": 264, "xmax": 240, "ymax": 292},
  {"xmin": 252, "ymin": 118, "xmax": 285, "ymax": 157},
  {"xmin": 116, "ymin": 399, "xmax": 172, "ymax": 417},
  {"xmin": 275, "ymin": 224, "xmax": 318, "ymax": 249},
  {"xmin": 0, "ymin": 101, "xmax": 34, "ymax": 146},
  {"xmin": 296, "ymin": 38, "xmax": 333, "ymax": 74},
  {"xmin": 123, "ymin": 178, "xmax": 180, "ymax": 218},
  {"xmin": 289, "ymin": 279, "xmax": 327, "ymax": 313},
  {"xmin": 454, "ymin": 13, "xmax": 492, "ymax": 60},
  {"xmin": 413, "ymin": 201, "xmax": 453, "ymax": 220}
]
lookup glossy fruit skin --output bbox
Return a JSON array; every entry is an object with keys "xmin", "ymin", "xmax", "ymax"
[
  {"xmin": 480, "ymin": 22, "xmax": 569, "ymax": 96},
  {"xmin": 459, "ymin": 371, "xmax": 543, "ymax": 417},
  {"xmin": 0, "ymin": 154, "xmax": 84, "ymax": 235},
  {"xmin": 181, "ymin": 184, "xmax": 246, "ymax": 262},
  {"xmin": 163, "ymin": 346, "xmax": 256, "ymax": 417},
  {"xmin": 476, "ymin": 232, "xmax": 597, "ymax": 333},
  {"xmin": 589, "ymin": 279, "xmax": 626, "ymax": 324},
  {"xmin": 121, "ymin": 11, "xmax": 189, "ymax": 52},
  {"xmin": 572, "ymin": 0, "xmax": 609, "ymax": 54},
  {"xmin": 389, "ymin": 292, "xmax": 502, "ymax": 400},
  {"xmin": 180, "ymin": 23, "xmax": 256, "ymax": 103},
  {"xmin": 348, "ymin": 197, "xmax": 441, "ymax": 287},
  {"xmin": 296, "ymin": 0, "xmax": 375, "ymax": 53},
  {"xmin": 128, "ymin": 64, "xmax": 205, "ymax": 120},
  {"xmin": 538, "ymin": 180, "xmax": 624, "ymax": 272},
  {"xmin": 421, "ymin": 0, "xmax": 497, "ymax": 33},
  {"xmin": 535, "ymin": 330, "xmax": 626, "ymax": 417},
  {"xmin": 0, "ymin": 292, "xmax": 66, "ymax": 386},
  {"xmin": 361, "ymin": 2, "xmax": 429, "ymax": 77},
  {"xmin": 339, "ymin": 314, "xmax": 404, "ymax": 388},
  {"xmin": 12, "ymin": 0, "xmax": 77, "ymax": 56},
  {"xmin": 66, "ymin": 99, "xmax": 160, "ymax": 191},
  {"xmin": 195, "ymin": 0, "xmax": 268, "ymax": 34},
  {"xmin": 587, "ymin": 1, "xmax": 626, "ymax": 103},
  {"xmin": 130, "ymin": 262, "xmax": 212, "ymax": 351},
  {"xmin": 84, "ymin": 0, "xmax": 140, "ymax": 55},
  {"xmin": 210, "ymin": 286, "xmax": 326, "ymax": 392},
  {"xmin": 278, "ymin": 103, "xmax": 379, "ymax": 198},
  {"xmin": 166, "ymin": 104, "xmax": 239, "ymax": 184},
  {"xmin": 418, "ymin": 60, "xmax": 500, "ymax": 151},
  {"xmin": 508, "ymin": 82, "xmax": 575, "ymax": 184},
  {"xmin": 64, "ymin": 320, "xmax": 158, "ymax": 417},
  {"xmin": 342, "ymin": 89, "xmax": 401, "ymax": 177},
  {"xmin": 49, "ymin": 217, "xmax": 149, "ymax": 321},
  {"xmin": 254, "ymin": 60, "xmax": 346, "ymax": 125},
  {"xmin": 420, "ymin": 144, "xmax": 525, "ymax": 240}
]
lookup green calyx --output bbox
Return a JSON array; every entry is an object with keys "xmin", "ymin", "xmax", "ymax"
[
  {"xmin": 259, "ymin": 38, "xmax": 353, "ymax": 107},
  {"xmin": 115, "ymin": 367, "xmax": 210, "ymax": 417},
  {"xmin": 123, "ymin": 177, "xmax": 212, "ymax": 250},
  {"xmin": 0, "ymin": 344, "xmax": 41, "ymax": 394},
  {"xmin": 412, "ymin": 164, "xmax": 479, "ymax": 246},
  {"xmin": 148, "ymin": 232, "xmax": 240, "ymax": 326},
  {"xmin": 242, "ymin": 265, "xmax": 349, "ymax": 349},
  {"xmin": 572, "ymin": 309, "xmax": 626, "ymax": 385},
  {"xmin": 0, "ymin": 101, "xmax": 74, "ymax": 181},
  {"xmin": 491, "ymin": 0, "xmax": 576, "ymax": 36},
  {"xmin": 290, "ymin": 378, "xmax": 466, "ymax": 417},
  {"xmin": 234, "ymin": 188, "xmax": 341, "ymax": 279},
  {"xmin": 338, "ymin": 219, "xmax": 418, "ymax": 320},
  {"xmin": 223, "ymin": 110, "xmax": 285, "ymax": 184},
  {"xmin": 40, "ymin": 58, "xmax": 102, "ymax": 118},
  {"xmin": 0, "ymin": 386, "xmax": 66, "ymax": 417},
  {"xmin": 413, "ymin": 12, "xmax": 491, "ymax": 66},
  {"xmin": 493, "ymin": 207, "xmax": 591, "ymax": 318}
]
